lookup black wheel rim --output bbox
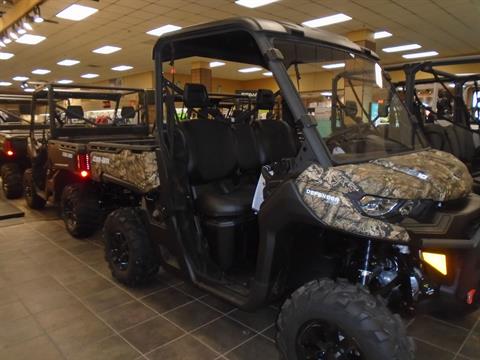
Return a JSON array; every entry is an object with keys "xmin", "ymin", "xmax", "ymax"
[
  {"xmin": 24, "ymin": 182, "xmax": 33, "ymax": 200},
  {"xmin": 63, "ymin": 199, "xmax": 77, "ymax": 230},
  {"xmin": 296, "ymin": 320, "xmax": 363, "ymax": 360},
  {"xmin": 110, "ymin": 232, "xmax": 129, "ymax": 271}
]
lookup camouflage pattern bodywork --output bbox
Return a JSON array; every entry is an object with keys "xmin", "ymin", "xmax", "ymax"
[
  {"xmin": 90, "ymin": 149, "xmax": 159, "ymax": 193},
  {"xmin": 296, "ymin": 150, "xmax": 473, "ymax": 242}
]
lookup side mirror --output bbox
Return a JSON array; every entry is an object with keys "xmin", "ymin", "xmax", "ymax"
[{"xmin": 378, "ymin": 103, "xmax": 389, "ymax": 118}]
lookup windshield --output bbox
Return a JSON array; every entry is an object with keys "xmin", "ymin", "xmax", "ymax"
[{"xmin": 275, "ymin": 39, "xmax": 426, "ymax": 163}]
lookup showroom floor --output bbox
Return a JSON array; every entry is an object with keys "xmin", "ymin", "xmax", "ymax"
[{"xmin": 0, "ymin": 197, "xmax": 478, "ymax": 360}]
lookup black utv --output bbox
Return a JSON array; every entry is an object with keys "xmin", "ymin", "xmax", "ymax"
[
  {"xmin": 24, "ymin": 84, "xmax": 151, "ymax": 237},
  {"xmin": 99, "ymin": 18, "xmax": 480, "ymax": 360},
  {"xmin": 0, "ymin": 94, "xmax": 47, "ymax": 198}
]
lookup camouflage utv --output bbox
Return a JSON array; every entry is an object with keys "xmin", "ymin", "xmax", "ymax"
[{"xmin": 97, "ymin": 18, "xmax": 480, "ymax": 360}]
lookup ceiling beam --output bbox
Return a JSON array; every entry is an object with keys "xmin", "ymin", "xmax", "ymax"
[{"xmin": 0, "ymin": 0, "xmax": 44, "ymax": 32}]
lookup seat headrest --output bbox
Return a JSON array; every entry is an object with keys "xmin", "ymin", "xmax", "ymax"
[
  {"xmin": 121, "ymin": 106, "xmax": 136, "ymax": 119},
  {"xmin": 66, "ymin": 105, "xmax": 84, "ymax": 119},
  {"xmin": 344, "ymin": 101, "xmax": 358, "ymax": 117},
  {"xmin": 256, "ymin": 89, "xmax": 275, "ymax": 110},
  {"xmin": 184, "ymin": 83, "xmax": 209, "ymax": 108}
]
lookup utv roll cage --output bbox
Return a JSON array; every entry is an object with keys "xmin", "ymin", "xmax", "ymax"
[
  {"xmin": 385, "ymin": 55, "xmax": 480, "ymax": 129},
  {"xmin": 30, "ymin": 83, "xmax": 150, "ymax": 139},
  {"xmin": 153, "ymin": 17, "xmax": 380, "ymax": 169},
  {"xmin": 0, "ymin": 94, "xmax": 48, "ymax": 130}
]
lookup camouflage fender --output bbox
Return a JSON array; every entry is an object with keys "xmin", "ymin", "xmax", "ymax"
[
  {"xmin": 90, "ymin": 150, "xmax": 160, "ymax": 193},
  {"xmin": 295, "ymin": 150, "xmax": 472, "ymax": 242},
  {"xmin": 296, "ymin": 165, "xmax": 410, "ymax": 242}
]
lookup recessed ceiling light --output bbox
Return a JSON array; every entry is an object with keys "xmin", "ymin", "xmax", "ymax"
[
  {"xmin": 57, "ymin": 79, "xmax": 73, "ymax": 84},
  {"xmin": 0, "ymin": 52, "xmax": 14, "ymax": 60},
  {"xmin": 321, "ymin": 91, "xmax": 332, "ymax": 96},
  {"xmin": 16, "ymin": 34, "xmax": 46, "ymax": 45},
  {"xmin": 93, "ymin": 46, "xmax": 121, "ymax": 55},
  {"xmin": 112, "ymin": 65, "xmax": 133, "ymax": 71},
  {"xmin": 146, "ymin": 24, "xmax": 181, "ymax": 37},
  {"xmin": 374, "ymin": 31, "xmax": 392, "ymax": 39},
  {"xmin": 13, "ymin": 76, "xmax": 29, "ymax": 81},
  {"xmin": 0, "ymin": 82, "xmax": 12, "ymax": 86},
  {"xmin": 24, "ymin": 88, "xmax": 35, "ymax": 92},
  {"xmin": 238, "ymin": 67, "xmax": 262, "ymax": 73},
  {"xmin": 322, "ymin": 62, "xmax": 346, "ymax": 69},
  {"xmin": 402, "ymin": 51, "xmax": 439, "ymax": 59},
  {"xmin": 209, "ymin": 61, "xmax": 225, "ymax": 68},
  {"xmin": 263, "ymin": 72, "xmax": 273, "ymax": 76},
  {"xmin": 81, "ymin": 73, "xmax": 99, "ymax": 79},
  {"xmin": 57, "ymin": 59, "xmax": 80, "ymax": 66},
  {"xmin": 56, "ymin": 4, "xmax": 98, "ymax": 21},
  {"xmin": 302, "ymin": 13, "xmax": 352, "ymax": 28},
  {"xmin": 235, "ymin": 0, "xmax": 278, "ymax": 8},
  {"xmin": 382, "ymin": 44, "xmax": 421, "ymax": 53},
  {"xmin": 32, "ymin": 69, "xmax": 51, "ymax": 75}
]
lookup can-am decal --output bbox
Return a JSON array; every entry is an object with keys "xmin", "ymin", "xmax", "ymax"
[
  {"xmin": 61, "ymin": 152, "xmax": 73, "ymax": 159},
  {"xmin": 92, "ymin": 155, "xmax": 110, "ymax": 164}
]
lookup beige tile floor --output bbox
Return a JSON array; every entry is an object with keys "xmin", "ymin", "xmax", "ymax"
[{"xmin": 0, "ymin": 196, "xmax": 479, "ymax": 359}]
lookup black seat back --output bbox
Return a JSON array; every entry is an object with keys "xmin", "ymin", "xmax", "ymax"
[
  {"xmin": 121, "ymin": 106, "xmax": 136, "ymax": 119},
  {"xmin": 65, "ymin": 105, "xmax": 84, "ymax": 120},
  {"xmin": 178, "ymin": 119, "xmax": 237, "ymax": 184},
  {"xmin": 233, "ymin": 123, "xmax": 261, "ymax": 173},
  {"xmin": 255, "ymin": 120, "xmax": 298, "ymax": 164},
  {"xmin": 183, "ymin": 83, "xmax": 209, "ymax": 109},
  {"xmin": 256, "ymin": 89, "xmax": 275, "ymax": 111}
]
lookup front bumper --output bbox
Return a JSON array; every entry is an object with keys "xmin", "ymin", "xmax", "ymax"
[{"xmin": 401, "ymin": 195, "xmax": 480, "ymax": 305}]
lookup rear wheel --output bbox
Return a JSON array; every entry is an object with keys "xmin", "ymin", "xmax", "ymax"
[
  {"xmin": 61, "ymin": 183, "xmax": 103, "ymax": 238},
  {"xmin": 104, "ymin": 207, "xmax": 159, "ymax": 286},
  {"xmin": 23, "ymin": 168, "xmax": 46, "ymax": 209},
  {"xmin": 277, "ymin": 279, "xmax": 414, "ymax": 360},
  {"xmin": 1, "ymin": 163, "xmax": 23, "ymax": 199}
]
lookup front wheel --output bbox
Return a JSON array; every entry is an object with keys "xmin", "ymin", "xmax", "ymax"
[
  {"xmin": 61, "ymin": 183, "xmax": 103, "ymax": 238},
  {"xmin": 277, "ymin": 279, "xmax": 414, "ymax": 360},
  {"xmin": 1, "ymin": 163, "xmax": 23, "ymax": 199},
  {"xmin": 23, "ymin": 169, "xmax": 46, "ymax": 209},
  {"xmin": 104, "ymin": 207, "xmax": 159, "ymax": 286}
]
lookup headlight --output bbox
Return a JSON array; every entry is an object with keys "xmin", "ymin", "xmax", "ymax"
[{"xmin": 358, "ymin": 195, "xmax": 399, "ymax": 217}]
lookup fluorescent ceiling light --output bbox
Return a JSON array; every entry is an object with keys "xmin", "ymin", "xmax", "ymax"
[
  {"xmin": 16, "ymin": 34, "xmax": 46, "ymax": 45},
  {"xmin": 263, "ymin": 72, "xmax": 273, "ymax": 76},
  {"xmin": 57, "ymin": 59, "xmax": 80, "ymax": 66},
  {"xmin": 112, "ymin": 65, "xmax": 133, "ymax": 71},
  {"xmin": 146, "ymin": 24, "xmax": 181, "ymax": 37},
  {"xmin": 0, "ymin": 82, "xmax": 12, "ymax": 86},
  {"xmin": 32, "ymin": 69, "xmax": 51, "ymax": 75},
  {"xmin": 382, "ymin": 44, "xmax": 421, "ymax": 53},
  {"xmin": 209, "ymin": 61, "xmax": 225, "ymax": 68},
  {"xmin": 238, "ymin": 67, "xmax": 262, "ymax": 73},
  {"xmin": 322, "ymin": 62, "xmax": 345, "ymax": 69},
  {"xmin": 57, "ymin": 79, "xmax": 73, "ymax": 84},
  {"xmin": 374, "ymin": 31, "xmax": 392, "ymax": 39},
  {"xmin": 13, "ymin": 76, "xmax": 29, "ymax": 81},
  {"xmin": 56, "ymin": 4, "xmax": 98, "ymax": 21},
  {"xmin": 235, "ymin": 0, "xmax": 278, "ymax": 8},
  {"xmin": 302, "ymin": 13, "xmax": 352, "ymax": 28},
  {"xmin": 81, "ymin": 73, "xmax": 99, "ymax": 79},
  {"xmin": 93, "ymin": 45, "xmax": 121, "ymax": 55},
  {"xmin": 321, "ymin": 91, "xmax": 332, "ymax": 96},
  {"xmin": 402, "ymin": 51, "xmax": 439, "ymax": 59},
  {"xmin": 0, "ymin": 52, "xmax": 14, "ymax": 60},
  {"xmin": 24, "ymin": 88, "xmax": 35, "ymax": 92},
  {"xmin": 456, "ymin": 73, "xmax": 478, "ymax": 76}
]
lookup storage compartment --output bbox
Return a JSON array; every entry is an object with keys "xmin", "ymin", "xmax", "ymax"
[{"xmin": 203, "ymin": 216, "xmax": 258, "ymax": 271}]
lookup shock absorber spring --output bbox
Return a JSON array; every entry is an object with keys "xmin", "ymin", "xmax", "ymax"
[{"xmin": 359, "ymin": 240, "xmax": 372, "ymax": 286}]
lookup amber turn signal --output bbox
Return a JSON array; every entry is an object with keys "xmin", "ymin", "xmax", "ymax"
[{"xmin": 422, "ymin": 252, "xmax": 447, "ymax": 275}]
